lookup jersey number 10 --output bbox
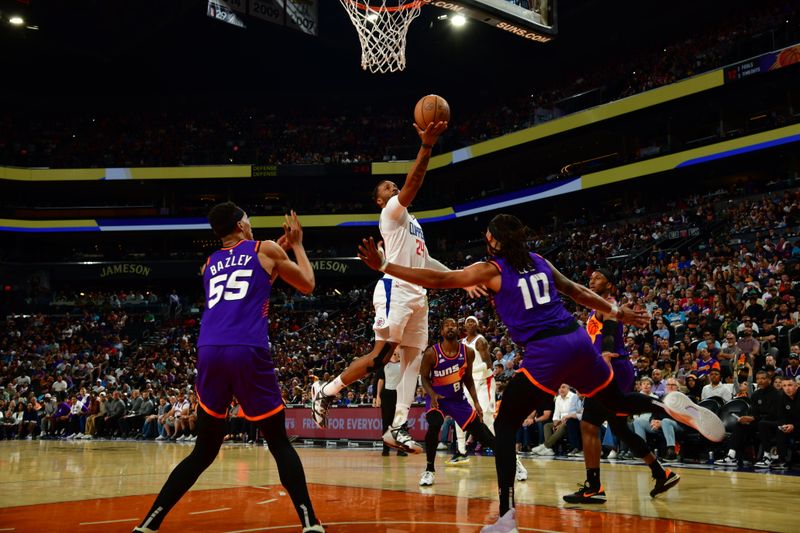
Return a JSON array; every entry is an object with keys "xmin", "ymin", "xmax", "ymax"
[
  {"xmin": 517, "ymin": 273, "xmax": 551, "ymax": 309},
  {"xmin": 208, "ymin": 269, "xmax": 253, "ymax": 309}
]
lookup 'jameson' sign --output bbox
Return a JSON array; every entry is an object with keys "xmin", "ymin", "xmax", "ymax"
[
  {"xmin": 99, "ymin": 264, "xmax": 152, "ymax": 278},
  {"xmin": 310, "ymin": 260, "xmax": 350, "ymax": 274}
]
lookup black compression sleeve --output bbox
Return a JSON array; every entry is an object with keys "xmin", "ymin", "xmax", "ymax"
[{"xmin": 601, "ymin": 319, "xmax": 618, "ymax": 353}]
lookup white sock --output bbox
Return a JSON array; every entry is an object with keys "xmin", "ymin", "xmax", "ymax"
[
  {"xmin": 322, "ymin": 376, "xmax": 345, "ymax": 397},
  {"xmin": 455, "ymin": 423, "xmax": 467, "ymax": 455},
  {"xmin": 727, "ymin": 449, "xmax": 736, "ymax": 459},
  {"xmin": 392, "ymin": 403, "xmax": 410, "ymax": 428},
  {"xmin": 392, "ymin": 347, "xmax": 422, "ymax": 427},
  {"xmin": 387, "ymin": 348, "xmax": 422, "ymax": 428}
]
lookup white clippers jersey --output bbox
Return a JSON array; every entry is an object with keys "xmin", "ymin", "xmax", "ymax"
[
  {"xmin": 462, "ymin": 333, "xmax": 492, "ymax": 379},
  {"xmin": 379, "ymin": 195, "xmax": 427, "ymax": 296}
]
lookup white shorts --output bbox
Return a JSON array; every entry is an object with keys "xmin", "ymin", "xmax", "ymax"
[
  {"xmin": 372, "ymin": 278, "xmax": 428, "ymax": 350},
  {"xmin": 466, "ymin": 374, "xmax": 496, "ymax": 419}
]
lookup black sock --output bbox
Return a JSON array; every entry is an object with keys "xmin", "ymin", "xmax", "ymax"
[
  {"xmin": 427, "ymin": 462, "xmax": 435, "ymax": 472},
  {"xmin": 496, "ymin": 421, "xmax": 518, "ymax": 516},
  {"xmin": 260, "ymin": 412, "xmax": 319, "ymax": 528},
  {"xmin": 587, "ymin": 467, "xmax": 601, "ymax": 489},
  {"xmin": 648, "ymin": 459, "xmax": 666, "ymax": 479},
  {"xmin": 139, "ymin": 411, "xmax": 226, "ymax": 530},
  {"xmin": 425, "ymin": 424, "xmax": 442, "ymax": 469},
  {"xmin": 499, "ymin": 485, "xmax": 515, "ymax": 516},
  {"xmin": 465, "ymin": 419, "xmax": 496, "ymax": 450}
]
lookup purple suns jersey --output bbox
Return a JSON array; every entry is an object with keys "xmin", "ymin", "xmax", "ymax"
[
  {"xmin": 198, "ymin": 240, "xmax": 272, "ymax": 349},
  {"xmin": 586, "ymin": 306, "xmax": 628, "ymax": 357},
  {"xmin": 430, "ymin": 343, "xmax": 468, "ymax": 399},
  {"xmin": 489, "ymin": 252, "xmax": 575, "ymax": 345}
]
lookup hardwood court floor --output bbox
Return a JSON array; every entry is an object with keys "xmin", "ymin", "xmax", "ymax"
[{"xmin": 0, "ymin": 440, "xmax": 796, "ymax": 532}]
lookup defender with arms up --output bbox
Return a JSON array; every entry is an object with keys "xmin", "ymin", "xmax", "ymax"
[{"xmin": 133, "ymin": 204, "xmax": 323, "ymax": 533}]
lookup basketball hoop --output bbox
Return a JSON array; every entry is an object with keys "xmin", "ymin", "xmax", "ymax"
[{"xmin": 339, "ymin": 0, "xmax": 423, "ymax": 74}]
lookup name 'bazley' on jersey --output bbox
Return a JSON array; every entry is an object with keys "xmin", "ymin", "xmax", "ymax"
[{"xmin": 208, "ymin": 253, "xmax": 254, "ymax": 276}]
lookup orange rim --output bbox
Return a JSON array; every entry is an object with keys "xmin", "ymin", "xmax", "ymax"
[{"xmin": 346, "ymin": 0, "xmax": 423, "ymax": 12}]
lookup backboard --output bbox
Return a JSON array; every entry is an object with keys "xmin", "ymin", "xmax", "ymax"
[{"xmin": 425, "ymin": 0, "xmax": 556, "ymax": 42}]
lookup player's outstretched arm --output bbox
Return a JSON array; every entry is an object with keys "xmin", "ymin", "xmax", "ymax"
[
  {"xmin": 397, "ymin": 121, "xmax": 448, "ymax": 208},
  {"xmin": 358, "ymin": 237, "xmax": 499, "ymax": 291},
  {"xmin": 545, "ymin": 258, "xmax": 648, "ymax": 327},
  {"xmin": 424, "ymin": 252, "xmax": 488, "ymax": 297},
  {"xmin": 260, "ymin": 211, "xmax": 314, "ymax": 294}
]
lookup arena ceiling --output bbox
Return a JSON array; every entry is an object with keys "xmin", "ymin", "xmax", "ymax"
[{"xmin": 0, "ymin": 0, "xmax": 754, "ymax": 110}]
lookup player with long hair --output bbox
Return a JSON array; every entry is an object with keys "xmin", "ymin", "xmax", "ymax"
[{"xmin": 358, "ymin": 213, "xmax": 724, "ymax": 532}]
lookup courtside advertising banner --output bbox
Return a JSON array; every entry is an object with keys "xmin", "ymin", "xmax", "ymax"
[{"xmin": 284, "ymin": 406, "xmax": 428, "ymax": 440}]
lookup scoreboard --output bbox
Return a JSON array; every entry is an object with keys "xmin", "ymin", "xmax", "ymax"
[{"xmin": 426, "ymin": 0, "xmax": 557, "ymax": 42}]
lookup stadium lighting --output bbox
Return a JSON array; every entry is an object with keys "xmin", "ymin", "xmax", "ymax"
[
  {"xmin": 9, "ymin": 16, "xmax": 24, "ymax": 26},
  {"xmin": 451, "ymin": 14, "xmax": 466, "ymax": 27}
]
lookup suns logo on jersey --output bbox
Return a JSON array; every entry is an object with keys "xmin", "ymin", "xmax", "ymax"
[
  {"xmin": 433, "ymin": 365, "xmax": 461, "ymax": 379},
  {"xmin": 586, "ymin": 314, "xmax": 602, "ymax": 344}
]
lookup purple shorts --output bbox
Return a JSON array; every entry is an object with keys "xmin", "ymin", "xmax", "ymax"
[
  {"xmin": 426, "ymin": 393, "xmax": 476, "ymax": 429},
  {"xmin": 196, "ymin": 345, "xmax": 284, "ymax": 421},
  {"xmin": 611, "ymin": 357, "xmax": 635, "ymax": 393},
  {"xmin": 519, "ymin": 328, "xmax": 613, "ymax": 397}
]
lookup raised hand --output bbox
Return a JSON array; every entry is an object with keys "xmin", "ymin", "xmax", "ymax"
[
  {"xmin": 618, "ymin": 304, "xmax": 650, "ymax": 328},
  {"xmin": 358, "ymin": 237, "xmax": 386, "ymax": 271},
  {"xmin": 282, "ymin": 210, "xmax": 303, "ymax": 247},
  {"xmin": 465, "ymin": 285, "xmax": 488, "ymax": 298},
  {"xmin": 414, "ymin": 120, "xmax": 448, "ymax": 146},
  {"xmin": 275, "ymin": 234, "xmax": 291, "ymax": 251}
]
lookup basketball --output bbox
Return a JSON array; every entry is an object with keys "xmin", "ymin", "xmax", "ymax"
[
  {"xmin": 774, "ymin": 45, "xmax": 800, "ymax": 68},
  {"xmin": 414, "ymin": 94, "xmax": 450, "ymax": 130}
]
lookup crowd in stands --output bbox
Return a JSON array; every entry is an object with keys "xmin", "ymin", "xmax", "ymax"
[
  {"xmin": 1, "ymin": 183, "xmax": 799, "ymax": 467},
  {"xmin": 0, "ymin": 0, "xmax": 796, "ymax": 168},
  {"xmin": 0, "ymin": 286, "xmax": 381, "ymax": 442}
]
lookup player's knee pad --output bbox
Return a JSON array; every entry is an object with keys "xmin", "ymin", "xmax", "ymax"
[
  {"xmin": 493, "ymin": 411, "xmax": 516, "ymax": 434},
  {"xmin": 425, "ymin": 409, "xmax": 445, "ymax": 427},
  {"xmin": 609, "ymin": 416, "xmax": 649, "ymax": 458},
  {"xmin": 368, "ymin": 343, "xmax": 396, "ymax": 372},
  {"xmin": 580, "ymin": 398, "xmax": 607, "ymax": 428},
  {"xmin": 466, "ymin": 420, "xmax": 496, "ymax": 449}
]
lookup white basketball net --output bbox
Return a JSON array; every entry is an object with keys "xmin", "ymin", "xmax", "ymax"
[{"xmin": 339, "ymin": 0, "xmax": 423, "ymax": 74}]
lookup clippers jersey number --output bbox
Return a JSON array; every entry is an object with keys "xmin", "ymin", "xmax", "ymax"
[
  {"xmin": 517, "ymin": 273, "xmax": 551, "ymax": 309},
  {"xmin": 208, "ymin": 269, "xmax": 253, "ymax": 309}
]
